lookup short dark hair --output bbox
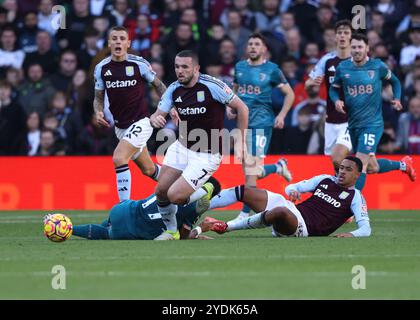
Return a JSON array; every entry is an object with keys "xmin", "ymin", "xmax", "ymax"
[
  {"xmin": 335, "ymin": 19, "xmax": 353, "ymax": 33},
  {"xmin": 409, "ymin": 5, "xmax": 420, "ymax": 16},
  {"xmin": 1, "ymin": 25, "xmax": 17, "ymax": 36},
  {"xmin": 0, "ymin": 80, "xmax": 12, "ymax": 89},
  {"xmin": 281, "ymin": 55, "xmax": 298, "ymax": 65},
  {"xmin": 371, "ymin": 10, "xmax": 384, "ymax": 17},
  {"xmin": 108, "ymin": 26, "xmax": 129, "ymax": 38},
  {"xmin": 351, "ymin": 33, "xmax": 368, "ymax": 45},
  {"xmin": 248, "ymin": 32, "xmax": 268, "ymax": 47},
  {"xmin": 60, "ymin": 49, "xmax": 77, "ymax": 60},
  {"xmin": 176, "ymin": 50, "xmax": 199, "ymax": 64},
  {"xmin": 345, "ymin": 156, "xmax": 363, "ymax": 173},
  {"xmin": 85, "ymin": 27, "xmax": 99, "ymax": 38},
  {"xmin": 318, "ymin": 4, "xmax": 333, "ymax": 11}
]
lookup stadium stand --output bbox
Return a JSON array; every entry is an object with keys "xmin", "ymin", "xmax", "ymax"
[{"xmin": 0, "ymin": 0, "xmax": 419, "ymax": 156}]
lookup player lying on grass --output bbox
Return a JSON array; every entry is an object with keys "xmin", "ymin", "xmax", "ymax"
[
  {"xmin": 71, "ymin": 178, "xmax": 221, "ymax": 240},
  {"xmin": 192, "ymin": 156, "xmax": 371, "ymax": 238}
]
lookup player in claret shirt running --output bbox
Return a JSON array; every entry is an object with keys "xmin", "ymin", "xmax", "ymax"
[
  {"xmin": 93, "ymin": 26, "xmax": 167, "ymax": 202},
  {"xmin": 191, "ymin": 156, "xmax": 371, "ymax": 238},
  {"xmin": 149, "ymin": 50, "xmax": 249, "ymax": 240},
  {"xmin": 305, "ymin": 20, "xmax": 353, "ymax": 172}
]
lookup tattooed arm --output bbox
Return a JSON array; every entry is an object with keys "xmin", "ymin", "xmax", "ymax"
[
  {"xmin": 93, "ymin": 89, "xmax": 110, "ymax": 127},
  {"xmin": 151, "ymin": 77, "xmax": 167, "ymax": 98}
]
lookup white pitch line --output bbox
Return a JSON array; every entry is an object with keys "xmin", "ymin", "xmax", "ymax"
[
  {"xmin": 0, "ymin": 270, "xmax": 418, "ymax": 278},
  {"xmin": 1, "ymin": 218, "xmax": 420, "ymax": 224},
  {"xmin": 0, "ymin": 213, "xmax": 107, "ymax": 220},
  {"xmin": 1, "ymin": 253, "xmax": 420, "ymax": 262}
]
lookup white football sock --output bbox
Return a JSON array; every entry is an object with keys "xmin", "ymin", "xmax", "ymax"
[
  {"xmin": 187, "ymin": 187, "xmax": 207, "ymax": 205},
  {"xmin": 227, "ymin": 212, "xmax": 267, "ymax": 231},
  {"xmin": 158, "ymin": 203, "xmax": 178, "ymax": 232},
  {"xmin": 115, "ymin": 165, "xmax": 131, "ymax": 201},
  {"xmin": 209, "ymin": 188, "xmax": 237, "ymax": 209}
]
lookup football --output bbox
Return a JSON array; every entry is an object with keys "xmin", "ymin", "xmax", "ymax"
[{"xmin": 43, "ymin": 213, "xmax": 73, "ymax": 242}]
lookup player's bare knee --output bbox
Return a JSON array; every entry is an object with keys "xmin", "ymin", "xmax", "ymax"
[
  {"xmin": 155, "ymin": 185, "xmax": 169, "ymax": 201},
  {"xmin": 141, "ymin": 165, "xmax": 156, "ymax": 177},
  {"xmin": 112, "ymin": 151, "xmax": 129, "ymax": 167},
  {"xmin": 167, "ymin": 190, "xmax": 186, "ymax": 205},
  {"xmin": 331, "ymin": 154, "xmax": 344, "ymax": 171}
]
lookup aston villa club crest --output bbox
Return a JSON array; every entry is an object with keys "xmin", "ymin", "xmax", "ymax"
[
  {"xmin": 197, "ymin": 91, "xmax": 205, "ymax": 102},
  {"xmin": 125, "ymin": 66, "xmax": 134, "ymax": 76},
  {"xmin": 367, "ymin": 70, "xmax": 375, "ymax": 79},
  {"xmin": 339, "ymin": 191, "xmax": 349, "ymax": 199}
]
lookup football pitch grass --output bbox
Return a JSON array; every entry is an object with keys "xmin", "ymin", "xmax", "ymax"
[{"xmin": 0, "ymin": 210, "xmax": 419, "ymax": 300}]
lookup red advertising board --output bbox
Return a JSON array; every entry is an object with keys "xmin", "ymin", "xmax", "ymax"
[{"xmin": 0, "ymin": 155, "xmax": 419, "ymax": 210}]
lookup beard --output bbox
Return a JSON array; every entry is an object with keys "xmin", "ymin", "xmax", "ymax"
[
  {"xmin": 248, "ymin": 53, "xmax": 261, "ymax": 61},
  {"xmin": 353, "ymin": 53, "xmax": 366, "ymax": 63},
  {"xmin": 178, "ymin": 74, "xmax": 193, "ymax": 85}
]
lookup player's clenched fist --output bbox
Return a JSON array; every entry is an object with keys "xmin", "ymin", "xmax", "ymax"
[
  {"xmin": 95, "ymin": 111, "xmax": 110, "ymax": 127},
  {"xmin": 307, "ymin": 76, "xmax": 323, "ymax": 87},
  {"xmin": 150, "ymin": 113, "xmax": 167, "ymax": 128},
  {"xmin": 335, "ymin": 100, "xmax": 346, "ymax": 114},
  {"xmin": 391, "ymin": 99, "xmax": 402, "ymax": 111},
  {"xmin": 288, "ymin": 190, "xmax": 301, "ymax": 203}
]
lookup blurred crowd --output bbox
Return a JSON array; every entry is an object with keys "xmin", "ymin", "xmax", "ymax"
[{"xmin": 0, "ymin": 0, "xmax": 420, "ymax": 156}]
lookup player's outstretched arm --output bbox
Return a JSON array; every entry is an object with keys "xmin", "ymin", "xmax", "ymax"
[
  {"xmin": 305, "ymin": 53, "xmax": 327, "ymax": 90},
  {"xmin": 229, "ymin": 96, "xmax": 249, "ymax": 162},
  {"xmin": 329, "ymin": 85, "xmax": 345, "ymax": 114},
  {"xmin": 93, "ymin": 89, "xmax": 110, "ymax": 127},
  {"xmin": 329, "ymin": 64, "xmax": 345, "ymax": 113},
  {"xmin": 151, "ymin": 81, "xmax": 177, "ymax": 128},
  {"xmin": 335, "ymin": 192, "xmax": 371, "ymax": 238},
  {"xmin": 388, "ymin": 72, "xmax": 403, "ymax": 111},
  {"xmin": 285, "ymin": 174, "xmax": 332, "ymax": 201},
  {"xmin": 335, "ymin": 219, "xmax": 371, "ymax": 238},
  {"xmin": 150, "ymin": 109, "xmax": 169, "ymax": 128},
  {"xmin": 226, "ymin": 83, "xmax": 239, "ymax": 119},
  {"xmin": 305, "ymin": 76, "xmax": 323, "ymax": 90},
  {"xmin": 151, "ymin": 77, "xmax": 167, "ymax": 98},
  {"xmin": 275, "ymin": 83, "xmax": 295, "ymax": 128}
]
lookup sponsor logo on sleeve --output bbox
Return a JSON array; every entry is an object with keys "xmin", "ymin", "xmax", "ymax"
[{"xmin": 225, "ymin": 86, "xmax": 232, "ymax": 95}]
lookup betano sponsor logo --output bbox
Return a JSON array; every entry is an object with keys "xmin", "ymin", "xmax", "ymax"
[
  {"xmin": 177, "ymin": 106, "xmax": 206, "ymax": 115},
  {"xmin": 106, "ymin": 80, "xmax": 137, "ymax": 88},
  {"xmin": 314, "ymin": 189, "xmax": 341, "ymax": 207}
]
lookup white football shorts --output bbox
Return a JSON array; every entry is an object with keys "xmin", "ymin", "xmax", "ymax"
[
  {"xmin": 264, "ymin": 191, "xmax": 308, "ymax": 237},
  {"xmin": 324, "ymin": 122, "xmax": 352, "ymax": 155},
  {"xmin": 163, "ymin": 140, "xmax": 222, "ymax": 190},
  {"xmin": 114, "ymin": 117, "xmax": 153, "ymax": 160}
]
